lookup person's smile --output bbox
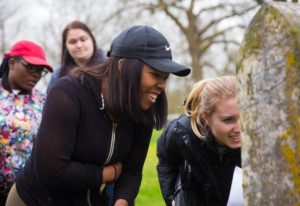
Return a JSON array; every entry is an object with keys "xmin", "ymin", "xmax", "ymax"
[
  {"xmin": 147, "ymin": 92, "xmax": 159, "ymax": 103},
  {"xmin": 228, "ymin": 134, "xmax": 241, "ymax": 145}
]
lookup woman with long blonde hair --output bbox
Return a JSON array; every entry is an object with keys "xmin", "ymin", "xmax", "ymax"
[{"xmin": 157, "ymin": 76, "xmax": 241, "ymax": 206}]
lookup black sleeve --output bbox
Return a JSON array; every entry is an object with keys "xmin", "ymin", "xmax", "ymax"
[
  {"xmin": 156, "ymin": 119, "xmax": 183, "ymax": 206},
  {"xmin": 113, "ymin": 124, "xmax": 152, "ymax": 205},
  {"xmin": 34, "ymin": 78, "xmax": 103, "ymax": 190}
]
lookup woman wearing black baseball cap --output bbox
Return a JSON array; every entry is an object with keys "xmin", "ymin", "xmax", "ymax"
[{"xmin": 6, "ymin": 26, "xmax": 190, "ymax": 206}]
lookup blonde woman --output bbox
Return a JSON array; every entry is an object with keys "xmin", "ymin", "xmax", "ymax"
[{"xmin": 157, "ymin": 76, "xmax": 241, "ymax": 206}]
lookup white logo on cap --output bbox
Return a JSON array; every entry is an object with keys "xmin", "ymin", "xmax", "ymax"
[{"xmin": 165, "ymin": 45, "xmax": 171, "ymax": 51}]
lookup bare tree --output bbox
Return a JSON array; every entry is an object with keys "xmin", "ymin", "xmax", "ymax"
[
  {"xmin": 255, "ymin": 0, "xmax": 265, "ymax": 4},
  {"xmin": 0, "ymin": 0, "xmax": 22, "ymax": 55},
  {"xmin": 256, "ymin": 0, "xmax": 299, "ymax": 3},
  {"xmin": 36, "ymin": 0, "xmax": 116, "ymax": 66},
  {"xmin": 3, "ymin": 0, "xmax": 259, "ymax": 102},
  {"xmin": 107, "ymin": 0, "xmax": 258, "ymax": 81}
]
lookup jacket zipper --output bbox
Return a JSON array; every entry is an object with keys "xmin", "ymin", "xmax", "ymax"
[
  {"xmin": 86, "ymin": 123, "xmax": 117, "ymax": 205},
  {"xmin": 104, "ymin": 123, "xmax": 117, "ymax": 164},
  {"xmin": 86, "ymin": 189, "xmax": 92, "ymax": 206},
  {"xmin": 219, "ymin": 153, "xmax": 223, "ymax": 162}
]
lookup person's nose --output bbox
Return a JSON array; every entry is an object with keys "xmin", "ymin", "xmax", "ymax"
[
  {"xmin": 157, "ymin": 78, "xmax": 167, "ymax": 91},
  {"xmin": 75, "ymin": 41, "xmax": 83, "ymax": 48},
  {"xmin": 234, "ymin": 119, "xmax": 241, "ymax": 133}
]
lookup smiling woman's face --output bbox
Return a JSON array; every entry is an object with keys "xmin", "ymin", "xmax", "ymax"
[
  {"xmin": 139, "ymin": 64, "xmax": 169, "ymax": 110},
  {"xmin": 204, "ymin": 97, "xmax": 241, "ymax": 149}
]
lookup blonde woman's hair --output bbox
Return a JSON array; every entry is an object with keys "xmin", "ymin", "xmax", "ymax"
[{"xmin": 184, "ymin": 75, "xmax": 237, "ymax": 140}]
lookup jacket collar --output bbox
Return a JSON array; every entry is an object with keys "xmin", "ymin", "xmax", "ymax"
[
  {"xmin": 80, "ymin": 73, "xmax": 104, "ymax": 112},
  {"xmin": 204, "ymin": 132, "xmax": 240, "ymax": 155}
]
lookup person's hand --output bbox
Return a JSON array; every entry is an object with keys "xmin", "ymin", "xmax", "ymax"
[
  {"xmin": 113, "ymin": 162, "xmax": 122, "ymax": 180},
  {"xmin": 114, "ymin": 199, "xmax": 128, "ymax": 206},
  {"xmin": 102, "ymin": 162, "xmax": 123, "ymax": 183}
]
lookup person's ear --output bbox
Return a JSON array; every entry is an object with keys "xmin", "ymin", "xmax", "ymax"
[
  {"xmin": 8, "ymin": 58, "xmax": 17, "ymax": 71},
  {"xmin": 202, "ymin": 112, "xmax": 210, "ymax": 126},
  {"xmin": 118, "ymin": 58, "xmax": 125, "ymax": 71}
]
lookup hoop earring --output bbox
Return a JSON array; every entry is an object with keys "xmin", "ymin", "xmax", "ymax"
[{"xmin": 99, "ymin": 93, "xmax": 105, "ymax": 110}]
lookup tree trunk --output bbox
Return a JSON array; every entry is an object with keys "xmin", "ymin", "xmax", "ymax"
[{"xmin": 237, "ymin": 1, "xmax": 300, "ymax": 205}]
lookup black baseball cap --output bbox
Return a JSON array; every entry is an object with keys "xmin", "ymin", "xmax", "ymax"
[{"xmin": 107, "ymin": 25, "xmax": 191, "ymax": 77}]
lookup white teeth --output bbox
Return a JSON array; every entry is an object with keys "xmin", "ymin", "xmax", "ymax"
[
  {"xmin": 230, "ymin": 136, "xmax": 241, "ymax": 143},
  {"xmin": 148, "ymin": 93, "xmax": 158, "ymax": 103}
]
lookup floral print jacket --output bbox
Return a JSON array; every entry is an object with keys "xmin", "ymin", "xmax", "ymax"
[{"xmin": 0, "ymin": 81, "xmax": 45, "ymax": 197}]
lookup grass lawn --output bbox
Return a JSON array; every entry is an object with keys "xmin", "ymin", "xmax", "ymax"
[{"xmin": 135, "ymin": 129, "xmax": 165, "ymax": 206}]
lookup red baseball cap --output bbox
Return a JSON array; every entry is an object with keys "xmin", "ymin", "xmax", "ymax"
[{"xmin": 4, "ymin": 40, "xmax": 53, "ymax": 72}]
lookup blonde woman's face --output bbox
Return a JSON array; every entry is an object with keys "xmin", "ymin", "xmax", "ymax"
[{"xmin": 204, "ymin": 97, "xmax": 241, "ymax": 148}]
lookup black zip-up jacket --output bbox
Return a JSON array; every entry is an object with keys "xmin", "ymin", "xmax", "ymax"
[
  {"xmin": 157, "ymin": 115, "xmax": 241, "ymax": 206},
  {"xmin": 16, "ymin": 75, "xmax": 152, "ymax": 206}
]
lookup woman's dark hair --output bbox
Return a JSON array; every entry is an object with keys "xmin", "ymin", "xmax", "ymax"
[
  {"xmin": 59, "ymin": 20, "xmax": 98, "ymax": 78},
  {"xmin": 71, "ymin": 57, "xmax": 168, "ymax": 129},
  {"xmin": 0, "ymin": 56, "xmax": 22, "ymax": 77},
  {"xmin": 0, "ymin": 57, "xmax": 9, "ymax": 77},
  {"xmin": 0, "ymin": 56, "xmax": 33, "ymax": 93}
]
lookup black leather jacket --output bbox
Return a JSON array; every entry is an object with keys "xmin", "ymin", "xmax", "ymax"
[{"xmin": 157, "ymin": 115, "xmax": 241, "ymax": 206}]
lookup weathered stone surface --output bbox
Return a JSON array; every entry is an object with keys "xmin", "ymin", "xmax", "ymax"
[{"xmin": 237, "ymin": 1, "xmax": 300, "ymax": 205}]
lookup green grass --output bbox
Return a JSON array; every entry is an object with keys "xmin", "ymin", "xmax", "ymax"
[{"xmin": 135, "ymin": 130, "xmax": 165, "ymax": 206}]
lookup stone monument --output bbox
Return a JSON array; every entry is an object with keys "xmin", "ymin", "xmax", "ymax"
[{"xmin": 237, "ymin": 1, "xmax": 300, "ymax": 205}]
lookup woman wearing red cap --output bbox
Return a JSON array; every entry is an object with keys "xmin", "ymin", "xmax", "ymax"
[
  {"xmin": 0, "ymin": 40, "xmax": 53, "ymax": 204},
  {"xmin": 6, "ymin": 26, "xmax": 190, "ymax": 206}
]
